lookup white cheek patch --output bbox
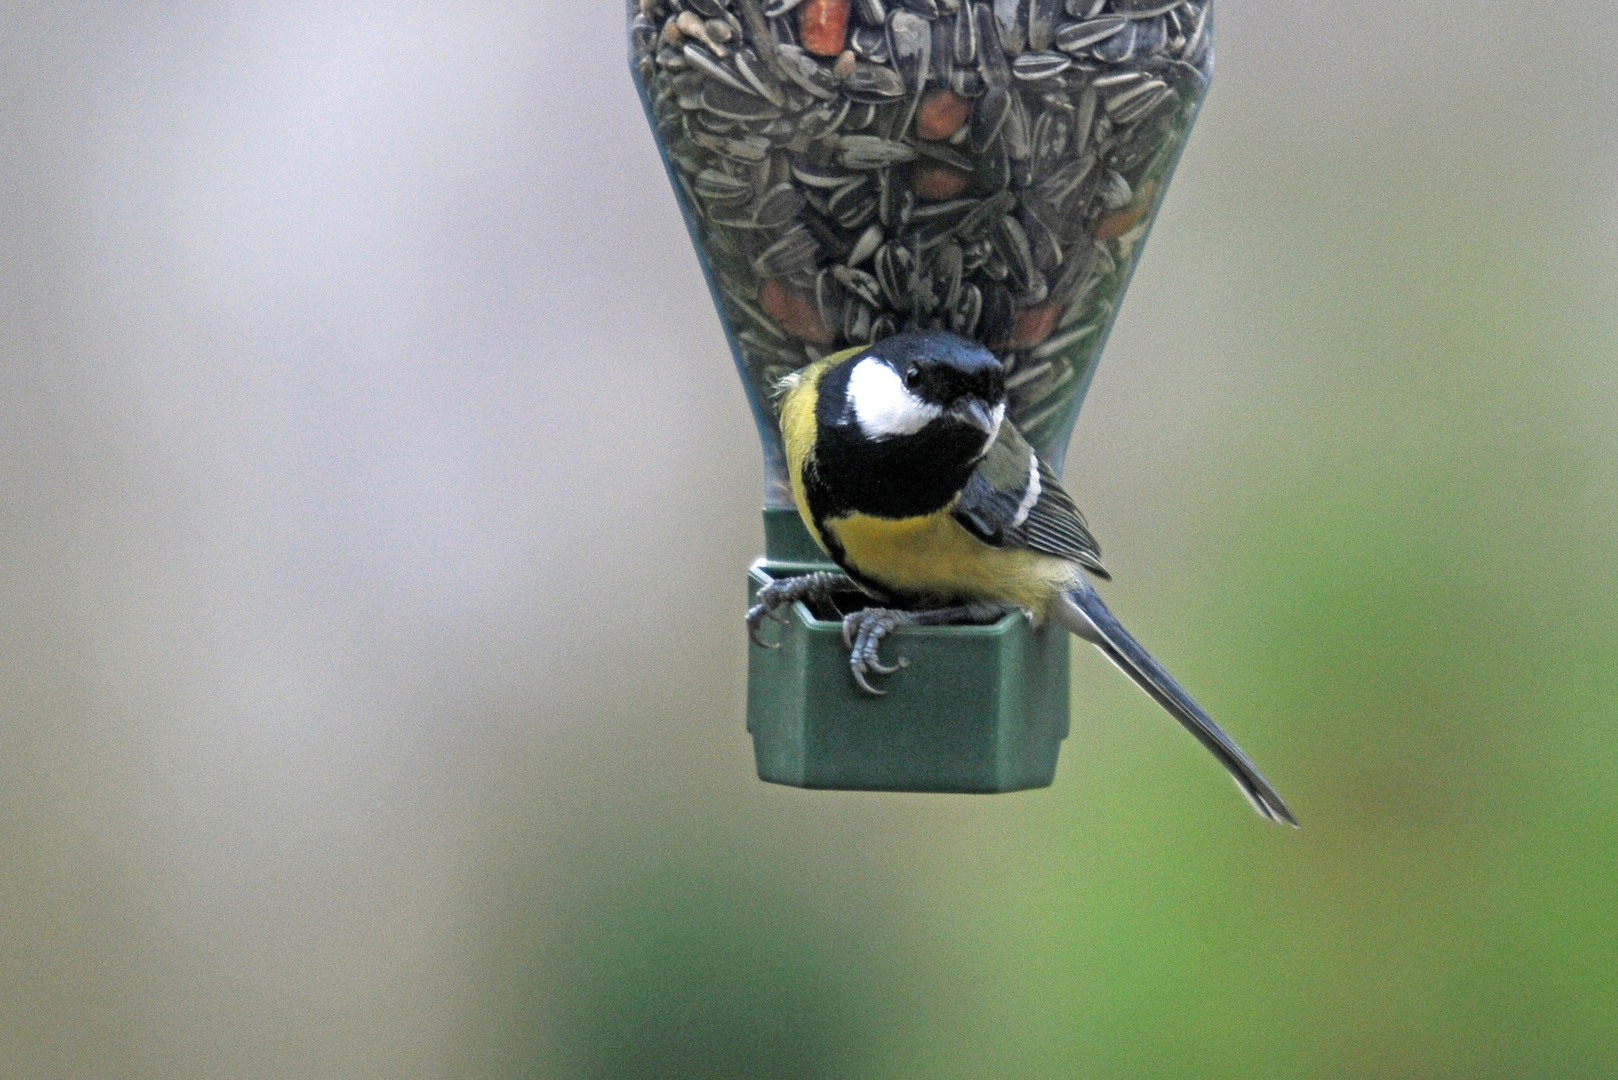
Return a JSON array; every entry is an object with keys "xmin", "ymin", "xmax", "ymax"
[{"xmin": 848, "ymin": 357, "xmax": 942, "ymax": 440}]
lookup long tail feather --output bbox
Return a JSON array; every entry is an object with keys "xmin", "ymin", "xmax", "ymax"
[{"xmin": 1052, "ymin": 582, "xmax": 1298, "ymax": 827}]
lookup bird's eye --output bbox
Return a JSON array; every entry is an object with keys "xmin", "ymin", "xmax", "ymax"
[{"xmin": 903, "ymin": 365, "xmax": 921, "ymax": 389}]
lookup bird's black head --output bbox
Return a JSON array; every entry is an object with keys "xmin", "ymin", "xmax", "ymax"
[
  {"xmin": 805, "ymin": 331, "xmax": 1007, "ymax": 521},
  {"xmin": 833, "ymin": 330, "xmax": 1007, "ymax": 446}
]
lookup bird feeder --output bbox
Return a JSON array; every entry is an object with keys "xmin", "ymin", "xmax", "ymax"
[{"xmin": 629, "ymin": 0, "xmax": 1213, "ymax": 792}]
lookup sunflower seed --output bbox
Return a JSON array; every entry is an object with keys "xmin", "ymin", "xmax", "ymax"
[
  {"xmin": 1031, "ymin": 109, "xmax": 1072, "ymax": 164},
  {"xmin": 686, "ymin": 109, "xmax": 737, "ymax": 135},
  {"xmin": 850, "ymin": 24, "xmax": 892, "ymax": 61},
  {"xmin": 956, "ymin": 188, "xmax": 1016, "ymax": 241},
  {"xmin": 1073, "ymin": 83, "xmax": 1097, "ymax": 143},
  {"xmin": 1110, "ymin": 82, "xmax": 1172, "ymax": 125},
  {"xmin": 877, "ymin": 169, "xmax": 917, "ymax": 226},
  {"xmin": 845, "ymin": 62, "xmax": 909, "ymax": 100},
  {"xmin": 914, "ymin": 139, "xmax": 974, "ymax": 170},
  {"xmin": 993, "ymin": 214, "xmax": 1036, "ymax": 291},
  {"xmin": 932, "ymin": 241, "xmax": 964, "ymax": 311},
  {"xmin": 755, "ymin": 226, "xmax": 821, "ymax": 275},
  {"xmin": 1091, "ymin": 69, "xmax": 1144, "ymax": 89},
  {"xmin": 755, "ymin": 182, "xmax": 806, "ymax": 226},
  {"xmin": 829, "ymin": 182, "xmax": 880, "ymax": 228},
  {"xmin": 970, "ymin": 138, "xmax": 1008, "ymax": 192},
  {"xmin": 846, "ymin": 101, "xmax": 881, "ymax": 128},
  {"xmin": 931, "ymin": 17, "xmax": 957, "ymax": 85},
  {"xmin": 909, "ymin": 262, "xmax": 940, "ymax": 316},
  {"xmin": 950, "ymin": 282, "xmax": 983, "ymax": 335},
  {"xmin": 1012, "ymin": 51, "xmax": 1071, "ymax": 80},
  {"xmin": 632, "ymin": 14, "xmax": 660, "ymax": 53},
  {"xmin": 1027, "ymin": 0, "xmax": 1059, "ymax": 51},
  {"xmin": 975, "ymin": 3, "xmax": 1011, "ymax": 87},
  {"xmin": 1106, "ymin": 122, "xmax": 1163, "ymax": 171},
  {"xmin": 908, "ymin": 197, "xmax": 977, "ymax": 246},
  {"xmin": 790, "ymin": 159, "xmax": 846, "ymax": 188},
  {"xmin": 832, "ymin": 264, "xmax": 886, "ymax": 307},
  {"xmin": 799, "ymin": 96, "xmax": 852, "ymax": 138},
  {"xmin": 950, "ymin": 66, "xmax": 986, "ymax": 98},
  {"xmin": 696, "ymin": 167, "xmax": 756, "ymax": 204},
  {"xmin": 971, "ymin": 84, "xmax": 1010, "ymax": 150},
  {"xmin": 701, "ymin": 79, "xmax": 783, "ymax": 119},
  {"xmin": 1091, "ymin": 20, "xmax": 1137, "ymax": 63},
  {"xmin": 1182, "ymin": 1, "xmax": 1209, "ymax": 59},
  {"xmin": 1001, "ymin": 91, "xmax": 1032, "ymax": 159},
  {"xmin": 848, "ymin": 222, "xmax": 885, "ymax": 265},
  {"xmin": 1030, "ymin": 318, "xmax": 1096, "ymax": 359},
  {"xmin": 1098, "ymin": 168, "xmax": 1132, "ymax": 208},
  {"xmin": 888, "ymin": 10, "xmax": 933, "ymax": 94},
  {"xmin": 1005, "ymin": 358, "xmax": 1052, "ymax": 391},
  {"xmin": 680, "ymin": 43, "xmax": 750, "ymax": 94},
  {"xmin": 736, "ymin": 330, "xmax": 797, "ymax": 364},
  {"xmin": 838, "ymin": 135, "xmax": 918, "ymax": 167},
  {"xmin": 1040, "ymin": 155, "xmax": 1095, "ymax": 224},
  {"xmin": 1134, "ymin": 14, "xmax": 1167, "ymax": 56},
  {"xmin": 1055, "ymin": 15, "xmax": 1126, "ymax": 52},
  {"xmin": 677, "ymin": 9, "xmax": 712, "ymax": 44},
  {"xmin": 815, "ymin": 267, "xmax": 847, "ymax": 328},
  {"xmin": 992, "ymin": 0, "xmax": 1025, "ymax": 55},
  {"xmin": 979, "ymin": 280, "xmax": 1015, "ymax": 343},
  {"xmin": 873, "ymin": 242, "xmax": 915, "ymax": 306},
  {"xmin": 692, "ymin": 128, "xmax": 772, "ymax": 161},
  {"xmin": 953, "ymin": 1, "xmax": 977, "ymax": 64},
  {"xmin": 1020, "ymin": 203, "xmax": 1063, "ymax": 272},
  {"xmin": 799, "ymin": 204, "xmax": 857, "ymax": 258},
  {"xmin": 733, "ymin": 47, "xmax": 787, "ymax": 105},
  {"xmin": 855, "ymin": 0, "xmax": 888, "ymax": 22},
  {"xmin": 775, "ymin": 44, "xmax": 840, "ymax": 98}
]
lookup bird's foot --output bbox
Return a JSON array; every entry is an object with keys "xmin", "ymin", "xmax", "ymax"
[
  {"xmin": 841, "ymin": 603, "xmax": 1010, "ymax": 695},
  {"xmin": 746, "ymin": 571, "xmax": 859, "ymax": 648}
]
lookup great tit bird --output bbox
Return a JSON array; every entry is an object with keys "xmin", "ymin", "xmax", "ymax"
[{"xmin": 747, "ymin": 330, "xmax": 1295, "ymax": 825}]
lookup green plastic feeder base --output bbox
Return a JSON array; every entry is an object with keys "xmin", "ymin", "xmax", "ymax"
[{"xmin": 745, "ymin": 510, "xmax": 1070, "ymax": 794}]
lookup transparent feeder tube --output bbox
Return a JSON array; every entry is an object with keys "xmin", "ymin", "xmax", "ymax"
[{"xmin": 630, "ymin": 0, "xmax": 1212, "ymax": 509}]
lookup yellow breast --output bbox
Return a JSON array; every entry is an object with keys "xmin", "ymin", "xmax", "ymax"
[
  {"xmin": 824, "ymin": 509, "xmax": 1075, "ymax": 614},
  {"xmin": 778, "ymin": 351, "xmax": 857, "ymax": 555}
]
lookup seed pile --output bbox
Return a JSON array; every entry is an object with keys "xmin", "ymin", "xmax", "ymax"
[{"xmin": 630, "ymin": 0, "xmax": 1212, "ymax": 467}]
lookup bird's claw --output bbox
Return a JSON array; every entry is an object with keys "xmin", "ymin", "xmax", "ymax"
[
  {"xmin": 751, "ymin": 580, "xmax": 997, "ymax": 694},
  {"xmin": 841, "ymin": 603, "xmax": 1008, "ymax": 695},
  {"xmin": 746, "ymin": 597, "xmax": 786, "ymax": 648},
  {"xmin": 842, "ymin": 609, "xmax": 910, "ymax": 695},
  {"xmin": 746, "ymin": 612, "xmax": 781, "ymax": 649},
  {"xmin": 746, "ymin": 572, "xmax": 857, "ymax": 649}
]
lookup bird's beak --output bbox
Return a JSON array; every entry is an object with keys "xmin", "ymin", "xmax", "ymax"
[{"xmin": 950, "ymin": 397, "xmax": 1002, "ymax": 437}]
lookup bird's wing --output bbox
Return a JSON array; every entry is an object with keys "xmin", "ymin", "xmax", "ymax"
[{"xmin": 952, "ymin": 423, "xmax": 1110, "ymax": 578}]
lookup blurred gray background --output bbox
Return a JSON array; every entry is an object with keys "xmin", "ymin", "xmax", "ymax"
[{"xmin": 3, "ymin": 2, "xmax": 1617, "ymax": 1077}]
